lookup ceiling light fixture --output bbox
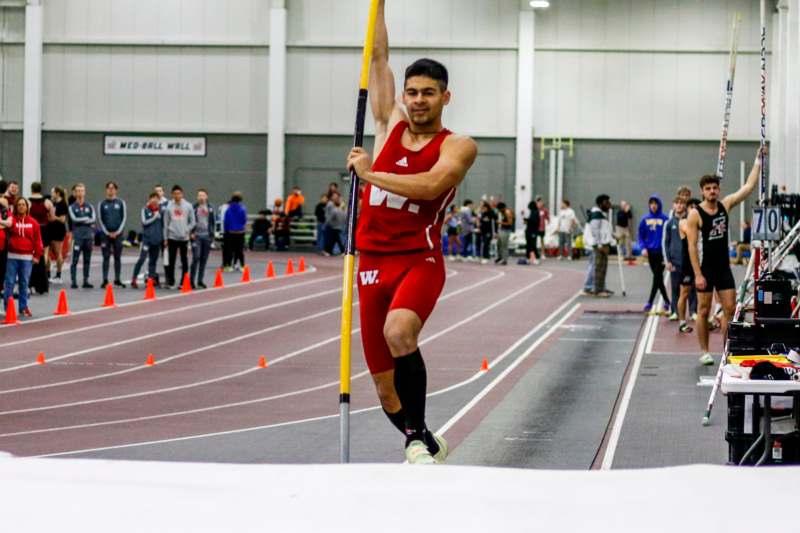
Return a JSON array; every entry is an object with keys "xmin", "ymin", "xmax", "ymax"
[{"xmin": 529, "ymin": 0, "xmax": 550, "ymax": 8}]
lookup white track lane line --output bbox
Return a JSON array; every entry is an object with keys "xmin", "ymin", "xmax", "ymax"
[
  {"xmin": 0, "ymin": 265, "xmax": 320, "ymax": 328},
  {"xmin": 435, "ymin": 301, "xmax": 581, "ymax": 437},
  {"xmin": 0, "ymin": 287, "xmax": 341, "ymax": 375},
  {"xmin": 0, "ymin": 272, "xmax": 337, "ymax": 349},
  {"xmin": 598, "ymin": 309, "xmax": 659, "ymax": 470},
  {"xmin": 0, "ymin": 269, "xmax": 489, "ymax": 395},
  {"xmin": 34, "ymin": 274, "xmax": 574, "ymax": 456},
  {"xmin": 10, "ymin": 269, "xmax": 537, "ymax": 436},
  {"xmin": 0, "ymin": 270, "xmax": 508, "ymax": 413}
]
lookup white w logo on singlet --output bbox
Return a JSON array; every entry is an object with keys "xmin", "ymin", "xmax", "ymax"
[
  {"xmin": 359, "ymin": 270, "xmax": 379, "ymax": 286},
  {"xmin": 368, "ymin": 186, "xmax": 420, "ymax": 214}
]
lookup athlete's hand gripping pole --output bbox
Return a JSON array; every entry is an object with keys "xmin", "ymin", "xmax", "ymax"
[{"xmin": 339, "ymin": 0, "xmax": 380, "ymax": 464}]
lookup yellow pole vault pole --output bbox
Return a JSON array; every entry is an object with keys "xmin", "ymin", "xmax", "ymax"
[{"xmin": 339, "ymin": 0, "xmax": 380, "ymax": 464}]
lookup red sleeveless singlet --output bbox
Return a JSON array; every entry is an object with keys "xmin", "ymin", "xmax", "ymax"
[{"xmin": 356, "ymin": 121, "xmax": 454, "ymax": 253}]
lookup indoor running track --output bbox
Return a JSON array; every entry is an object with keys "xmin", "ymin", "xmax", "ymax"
[{"xmin": 0, "ymin": 255, "xmax": 585, "ymax": 462}]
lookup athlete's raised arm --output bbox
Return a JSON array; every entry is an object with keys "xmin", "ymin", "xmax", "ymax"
[
  {"xmin": 722, "ymin": 147, "xmax": 764, "ymax": 211},
  {"xmin": 346, "ymin": 134, "xmax": 477, "ymax": 201},
  {"xmin": 369, "ymin": 0, "xmax": 407, "ymax": 157}
]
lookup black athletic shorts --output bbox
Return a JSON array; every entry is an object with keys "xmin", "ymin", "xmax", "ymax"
[
  {"xmin": 680, "ymin": 263, "xmax": 695, "ymax": 286},
  {"xmin": 698, "ymin": 263, "xmax": 736, "ymax": 293}
]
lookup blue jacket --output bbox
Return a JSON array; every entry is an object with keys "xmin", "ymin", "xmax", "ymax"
[
  {"xmin": 140, "ymin": 204, "xmax": 164, "ymax": 245},
  {"xmin": 223, "ymin": 201, "xmax": 247, "ymax": 232},
  {"xmin": 638, "ymin": 195, "xmax": 668, "ymax": 252}
]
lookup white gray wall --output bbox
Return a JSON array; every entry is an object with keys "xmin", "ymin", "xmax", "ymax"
[
  {"xmin": 534, "ymin": 0, "xmax": 772, "ymax": 141},
  {"xmin": 1, "ymin": 0, "xmax": 270, "ymax": 133}
]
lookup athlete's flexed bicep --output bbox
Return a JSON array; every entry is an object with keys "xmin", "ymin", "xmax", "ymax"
[{"xmin": 369, "ymin": 0, "xmax": 407, "ymax": 159}]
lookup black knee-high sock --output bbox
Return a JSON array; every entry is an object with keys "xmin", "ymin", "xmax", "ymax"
[
  {"xmin": 383, "ymin": 408, "xmax": 405, "ymax": 435},
  {"xmin": 393, "ymin": 349, "xmax": 439, "ymax": 454}
]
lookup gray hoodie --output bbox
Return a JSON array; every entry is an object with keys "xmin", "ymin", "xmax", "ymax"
[{"xmin": 163, "ymin": 199, "xmax": 196, "ymax": 241}]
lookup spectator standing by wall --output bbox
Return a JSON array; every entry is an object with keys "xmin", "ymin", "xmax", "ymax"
[
  {"xmin": 536, "ymin": 196, "xmax": 550, "ymax": 259},
  {"xmin": 524, "ymin": 200, "xmax": 541, "ymax": 265},
  {"xmin": 223, "ymin": 192, "xmax": 247, "ymax": 271},
  {"xmin": 163, "ymin": 185, "xmax": 195, "ymax": 288},
  {"xmin": 639, "ymin": 195, "xmax": 670, "ymax": 314},
  {"xmin": 478, "ymin": 200, "xmax": 497, "ymax": 264},
  {"xmin": 557, "ymin": 199, "xmax": 578, "ymax": 260},
  {"xmin": 131, "ymin": 192, "xmax": 164, "ymax": 288},
  {"xmin": 98, "ymin": 181, "xmax": 127, "ymax": 289},
  {"xmin": 28, "ymin": 182, "xmax": 53, "ymax": 294},
  {"xmin": 460, "ymin": 200, "xmax": 476, "ymax": 260},
  {"xmin": 1, "ymin": 197, "xmax": 43, "ymax": 317},
  {"xmin": 4, "ymin": 180, "xmax": 18, "ymax": 208},
  {"xmin": 325, "ymin": 192, "xmax": 347, "ymax": 255},
  {"xmin": 191, "ymin": 189, "xmax": 215, "ymax": 289},
  {"xmin": 324, "ymin": 191, "xmax": 347, "ymax": 255},
  {"xmin": 676, "ymin": 198, "xmax": 700, "ymax": 332},
  {"xmin": 589, "ymin": 195, "xmax": 614, "ymax": 297},
  {"xmin": 47, "ymin": 186, "xmax": 68, "ymax": 284},
  {"xmin": 314, "ymin": 194, "xmax": 328, "ymax": 253},
  {"xmin": 443, "ymin": 205, "xmax": 460, "ymax": 260},
  {"xmin": 615, "ymin": 201, "xmax": 633, "ymax": 259},
  {"xmin": 663, "ymin": 196, "xmax": 689, "ymax": 320},
  {"xmin": 496, "ymin": 202, "xmax": 514, "ymax": 266},
  {"xmin": 68, "ymin": 183, "xmax": 96, "ymax": 289}
]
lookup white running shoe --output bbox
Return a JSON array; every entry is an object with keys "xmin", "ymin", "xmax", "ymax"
[
  {"xmin": 480, "ymin": 259, "xmax": 489, "ymax": 265},
  {"xmin": 405, "ymin": 440, "xmax": 436, "ymax": 465},
  {"xmin": 668, "ymin": 312, "xmax": 679, "ymax": 321},
  {"xmin": 699, "ymin": 353, "xmax": 714, "ymax": 366},
  {"xmin": 432, "ymin": 434, "xmax": 449, "ymax": 464},
  {"xmin": 690, "ymin": 313, "xmax": 698, "ymax": 321}
]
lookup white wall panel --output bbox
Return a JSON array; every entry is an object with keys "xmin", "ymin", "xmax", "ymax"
[
  {"xmin": 39, "ymin": 46, "xmax": 268, "ymax": 132},
  {"xmin": 534, "ymin": 48, "xmax": 767, "ymax": 140},
  {"xmin": 536, "ymin": 0, "xmax": 773, "ymax": 51},
  {"xmin": 44, "ymin": 0, "xmax": 270, "ymax": 44},
  {"xmin": 286, "ymin": 48, "xmax": 516, "ymax": 137},
  {"xmin": 287, "ymin": 0, "xmax": 519, "ymax": 48}
]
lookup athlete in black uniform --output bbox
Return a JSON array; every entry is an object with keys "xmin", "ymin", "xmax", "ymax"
[{"xmin": 686, "ymin": 148, "xmax": 763, "ymax": 365}]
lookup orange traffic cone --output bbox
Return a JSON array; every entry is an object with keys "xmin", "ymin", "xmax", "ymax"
[
  {"xmin": 145, "ymin": 353, "xmax": 155, "ymax": 366},
  {"xmin": 213, "ymin": 268, "xmax": 224, "ymax": 288},
  {"xmin": 3, "ymin": 296, "xmax": 19, "ymax": 325},
  {"xmin": 266, "ymin": 261, "xmax": 275, "ymax": 279},
  {"xmin": 144, "ymin": 278, "xmax": 156, "ymax": 301},
  {"xmin": 285, "ymin": 259, "xmax": 295, "ymax": 275},
  {"xmin": 36, "ymin": 352, "xmax": 46, "ymax": 365},
  {"xmin": 241, "ymin": 265, "xmax": 251, "ymax": 283},
  {"xmin": 480, "ymin": 358, "xmax": 490, "ymax": 372},
  {"xmin": 53, "ymin": 289, "xmax": 70, "ymax": 316},
  {"xmin": 102, "ymin": 284, "xmax": 116, "ymax": 308},
  {"xmin": 181, "ymin": 272, "xmax": 192, "ymax": 293},
  {"xmin": 258, "ymin": 356, "xmax": 268, "ymax": 368},
  {"xmin": 298, "ymin": 257, "xmax": 306, "ymax": 273}
]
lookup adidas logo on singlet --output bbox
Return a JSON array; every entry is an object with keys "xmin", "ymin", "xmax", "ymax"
[{"xmin": 395, "ymin": 156, "xmax": 409, "ymax": 168}]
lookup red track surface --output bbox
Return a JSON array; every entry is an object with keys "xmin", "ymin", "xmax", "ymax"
[{"xmin": 0, "ymin": 256, "xmax": 585, "ymax": 457}]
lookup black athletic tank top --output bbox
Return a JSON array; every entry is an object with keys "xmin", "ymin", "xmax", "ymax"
[{"xmin": 698, "ymin": 202, "xmax": 729, "ymax": 267}]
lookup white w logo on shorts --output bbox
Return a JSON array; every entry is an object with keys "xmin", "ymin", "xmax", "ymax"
[{"xmin": 359, "ymin": 270, "xmax": 379, "ymax": 286}]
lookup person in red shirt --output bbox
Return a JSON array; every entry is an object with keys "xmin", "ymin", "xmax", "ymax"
[
  {"xmin": 1, "ymin": 197, "xmax": 43, "ymax": 317},
  {"xmin": 345, "ymin": 0, "xmax": 477, "ymax": 464}
]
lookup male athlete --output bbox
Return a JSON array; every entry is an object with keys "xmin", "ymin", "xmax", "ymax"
[
  {"xmin": 345, "ymin": 0, "xmax": 477, "ymax": 464},
  {"xmin": 686, "ymin": 148, "xmax": 762, "ymax": 366}
]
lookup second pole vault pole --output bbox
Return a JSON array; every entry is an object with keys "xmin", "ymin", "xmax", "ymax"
[
  {"xmin": 758, "ymin": 0, "xmax": 770, "ymax": 275},
  {"xmin": 716, "ymin": 13, "xmax": 742, "ymax": 180},
  {"xmin": 339, "ymin": 0, "xmax": 380, "ymax": 464}
]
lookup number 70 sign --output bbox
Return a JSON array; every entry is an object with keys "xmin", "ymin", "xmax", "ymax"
[{"xmin": 752, "ymin": 206, "xmax": 781, "ymax": 241}]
